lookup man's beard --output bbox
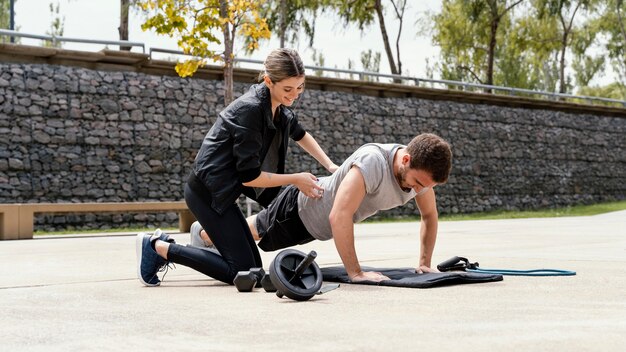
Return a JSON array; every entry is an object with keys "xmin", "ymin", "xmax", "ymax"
[{"xmin": 395, "ymin": 164, "xmax": 412, "ymax": 192}]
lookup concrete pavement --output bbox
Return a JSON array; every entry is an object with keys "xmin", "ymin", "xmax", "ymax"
[{"xmin": 1, "ymin": 211, "xmax": 625, "ymax": 351}]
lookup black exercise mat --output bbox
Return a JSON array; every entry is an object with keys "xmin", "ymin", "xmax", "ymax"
[{"xmin": 321, "ymin": 266, "xmax": 503, "ymax": 288}]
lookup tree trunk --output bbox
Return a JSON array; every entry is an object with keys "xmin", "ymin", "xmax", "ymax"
[
  {"xmin": 484, "ymin": 0, "xmax": 523, "ymax": 93},
  {"xmin": 279, "ymin": 0, "xmax": 287, "ymax": 48},
  {"xmin": 559, "ymin": 34, "xmax": 568, "ymax": 94},
  {"xmin": 391, "ymin": 0, "xmax": 406, "ymax": 77},
  {"xmin": 486, "ymin": 17, "xmax": 498, "ymax": 93},
  {"xmin": 617, "ymin": 2, "xmax": 626, "ymax": 88},
  {"xmin": 119, "ymin": 0, "xmax": 131, "ymax": 51},
  {"xmin": 220, "ymin": 0, "xmax": 234, "ymax": 105},
  {"xmin": 558, "ymin": 2, "xmax": 581, "ymax": 94},
  {"xmin": 374, "ymin": 0, "xmax": 399, "ymax": 80}
]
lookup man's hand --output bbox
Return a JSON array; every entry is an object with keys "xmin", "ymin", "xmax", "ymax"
[
  {"xmin": 349, "ymin": 271, "xmax": 390, "ymax": 283},
  {"xmin": 416, "ymin": 265, "xmax": 439, "ymax": 274}
]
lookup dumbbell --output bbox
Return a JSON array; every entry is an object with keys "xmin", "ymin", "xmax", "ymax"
[
  {"xmin": 233, "ymin": 267, "xmax": 265, "ymax": 292},
  {"xmin": 260, "ymin": 273, "xmax": 276, "ymax": 292}
]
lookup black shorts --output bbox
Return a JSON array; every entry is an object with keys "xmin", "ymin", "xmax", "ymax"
[{"xmin": 256, "ymin": 185, "xmax": 315, "ymax": 252}]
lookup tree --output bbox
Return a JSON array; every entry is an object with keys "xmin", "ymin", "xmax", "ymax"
[
  {"xmin": 259, "ymin": 0, "xmax": 325, "ymax": 48},
  {"xmin": 44, "ymin": 1, "xmax": 64, "ymax": 48},
  {"xmin": 531, "ymin": 0, "xmax": 602, "ymax": 94},
  {"xmin": 331, "ymin": 0, "xmax": 406, "ymax": 79},
  {"xmin": 360, "ymin": 49, "xmax": 381, "ymax": 81},
  {"xmin": 119, "ymin": 0, "xmax": 131, "ymax": 50},
  {"xmin": 0, "ymin": 0, "xmax": 20, "ymax": 44},
  {"xmin": 594, "ymin": 0, "xmax": 626, "ymax": 96},
  {"xmin": 310, "ymin": 48, "xmax": 325, "ymax": 76},
  {"xmin": 0, "ymin": 0, "xmax": 12, "ymax": 29},
  {"xmin": 139, "ymin": 0, "xmax": 270, "ymax": 104},
  {"xmin": 577, "ymin": 82, "xmax": 626, "ymax": 102},
  {"xmin": 432, "ymin": 0, "xmax": 523, "ymax": 92},
  {"xmin": 505, "ymin": 2, "xmax": 562, "ymax": 91}
]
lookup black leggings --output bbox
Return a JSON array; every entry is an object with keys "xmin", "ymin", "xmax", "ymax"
[{"xmin": 166, "ymin": 182, "xmax": 262, "ymax": 284}]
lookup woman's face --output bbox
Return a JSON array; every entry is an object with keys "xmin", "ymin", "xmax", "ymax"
[{"xmin": 266, "ymin": 75, "xmax": 305, "ymax": 107}]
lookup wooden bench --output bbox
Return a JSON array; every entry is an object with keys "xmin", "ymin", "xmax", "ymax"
[{"xmin": 0, "ymin": 202, "xmax": 195, "ymax": 240}]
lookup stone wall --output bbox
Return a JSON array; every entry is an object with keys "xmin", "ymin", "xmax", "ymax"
[{"xmin": 1, "ymin": 63, "xmax": 624, "ymax": 231}]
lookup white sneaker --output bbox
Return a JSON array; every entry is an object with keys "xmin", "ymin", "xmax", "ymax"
[{"xmin": 189, "ymin": 221, "xmax": 220, "ymax": 254}]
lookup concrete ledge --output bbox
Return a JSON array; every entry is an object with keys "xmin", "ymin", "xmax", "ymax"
[{"xmin": 1, "ymin": 43, "xmax": 624, "ymax": 117}]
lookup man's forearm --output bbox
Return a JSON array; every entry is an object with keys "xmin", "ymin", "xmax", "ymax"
[
  {"xmin": 419, "ymin": 216, "xmax": 438, "ymax": 268},
  {"xmin": 330, "ymin": 211, "xmax": 361, "ymax": 278}
]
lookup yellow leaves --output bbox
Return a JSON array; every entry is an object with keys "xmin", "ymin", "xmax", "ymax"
[
  {"xmin": 137, "ymin": 0, "xmax": 157, "ymax": 11},
  {"xmin": 175, "ymin": 59, "xmax": 204, "ymax": 77},
  {"xmin": 141, "ymin": 0, "xmax": 270, "ymax": 78},
  {"xmin": 240, "ymin": 12, "xmax": 271, "ymax": 51}
]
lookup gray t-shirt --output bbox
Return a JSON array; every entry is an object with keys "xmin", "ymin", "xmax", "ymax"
[{"xmin": 298, "ymin": 143, "xmax": 417, "ymax": 240}]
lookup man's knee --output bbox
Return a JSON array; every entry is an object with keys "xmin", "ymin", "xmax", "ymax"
[{"xmin": 247, "ymin": 215, "xmax": 259, "ymax": 241}]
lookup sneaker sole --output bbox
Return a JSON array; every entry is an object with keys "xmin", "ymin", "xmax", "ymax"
[{"xmin": 136, "ymin": 232, "xmax": 160, "ymax": 287}]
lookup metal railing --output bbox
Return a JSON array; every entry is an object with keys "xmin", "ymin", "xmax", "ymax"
[
  {"xmin": 150, "ymin": 48, "xmax": 626, "ymax": 107},
  {"xmin": 1, "ymin": 30, "xmax": 624, "ymax": 107},
  {"xmin": 0, "ymin": 29, "xmax": 146, "ymax": 53}
]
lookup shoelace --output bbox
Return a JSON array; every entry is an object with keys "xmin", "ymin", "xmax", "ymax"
[{"xmin": 158, "ymin": 261, "xmax": 176, "ymax": 282}]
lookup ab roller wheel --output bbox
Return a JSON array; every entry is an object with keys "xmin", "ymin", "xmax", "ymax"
[
  {"xmin": 269, "ymin": 249, "xmax": 323, "ymax": 301},
  {"xmin": 233, "ymin": 248, "xmax": 339, "ymax": 301}
]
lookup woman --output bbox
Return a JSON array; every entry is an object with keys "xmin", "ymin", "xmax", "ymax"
[{"xmin": 136, "ymin": 48, "xmax": 338, "ymax": 286}]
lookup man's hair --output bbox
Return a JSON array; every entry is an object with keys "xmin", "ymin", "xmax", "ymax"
[{"xmin": 406, "ymin": 133, "xmax": 452, "ymax": 183}]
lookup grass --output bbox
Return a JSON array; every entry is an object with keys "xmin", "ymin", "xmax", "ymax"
[
  {"xmin": 440, "ymin": 200, "xmax": 626, "ymax": 221},
  {"xmin": 364, "ymin": 200, "xmax": 626, "ymax": 223},
  {"xmin": 33, "ymin": 200, "xmax": 626, "ymax": 236}
]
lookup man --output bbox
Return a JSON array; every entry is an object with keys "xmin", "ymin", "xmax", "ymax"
[{"xmin": 190, "ymin": 133, "xmax": 452, "ymax": 282}]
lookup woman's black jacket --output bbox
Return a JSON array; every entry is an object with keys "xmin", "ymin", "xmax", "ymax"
[{"xmin": 192, "ymin": 83, "xmax": 306, "ymax": 214}]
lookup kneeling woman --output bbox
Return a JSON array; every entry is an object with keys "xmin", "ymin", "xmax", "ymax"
[{"xmin": 136, "ymin": 48, "xmax": 338, "ymax": 286}]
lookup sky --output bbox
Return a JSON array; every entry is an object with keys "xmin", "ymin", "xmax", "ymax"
[{"xmin": 9, "ymin": 0, "xmax": 616, "ymax": 87}]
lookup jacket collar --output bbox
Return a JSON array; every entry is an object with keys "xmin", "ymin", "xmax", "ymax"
[{"xmin": 252, "ymin": 83, "xmax": 277, "ymax": 130}]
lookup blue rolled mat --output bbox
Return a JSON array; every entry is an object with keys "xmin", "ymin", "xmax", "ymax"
[{"xmin": 321, "ymin": 266, "xmax": 503, "ymax": 288}]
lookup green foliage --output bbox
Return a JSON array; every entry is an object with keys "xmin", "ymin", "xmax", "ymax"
[
  {"xmin": 0, "ymin": 0, "xmax": 11, "ymax": 29},
  {"xmin": 572, "ymin": 54, "xmax": 605, "ymax": 87},
  {"xmin": 432, "ymin": 0, "xmax": 523, "ymax": 88},
  {"xmin": 365, "ymin": 200, "xmax": 626, "ymax": 222},
  {"xmin": 533, "ymin": 0, "xmax": 603, "ymax": 93},
  {"xmin": 310, "ymin": 48, "xmax": 325, "ymax": 76},
  {"xmin": 440, "ymin": 200, "xmax": 626, "ymax": 221},
  {"xmin": 577, "ymin": 82, "xmax": 626, "ymax": 101},
  {"xmin": 347, "ymin": 58, "xmax": 355, "ymax": 79},
  {"xmin": 506, "ymin": 3, "xmax": 561, "ymax": 91},
  {"xmin": 44, "ymin": 1, "xmax": 65, "ymax": 48},
  {"xmin": 360, "ymin": 49, "xmax": 381, "ymax": 81},
  {"xmin": 332, "ymin": 0, "xmax": 377, "ymax": 30},
  {"xmin": 429, "ymin": 0, "xmax": 624, "ymax": 100},
  {"xmin": 328, "ymin": 0, "xmax": 406, "ymax": 76},
  {"xmin": 0, "ymin": 0, "xmax": 20, "ymax": 44},
  {"xmin": 257, "ymin": 0, "xmax": 327, "ymax": 48},
  {"xmin": 593, "ymin": 0, "xmax": 626, "ymax": 86}
]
